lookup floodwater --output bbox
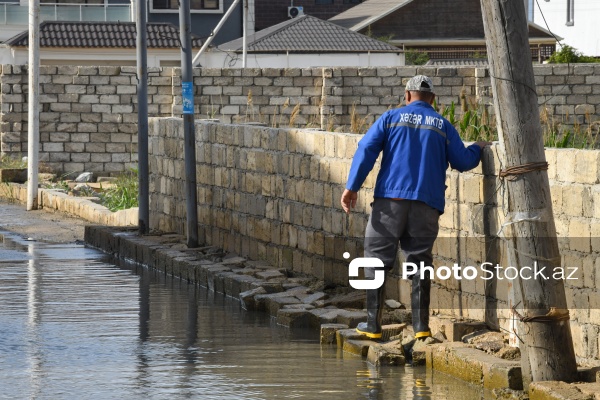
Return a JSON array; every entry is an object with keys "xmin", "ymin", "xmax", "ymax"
[{"xmin": 0, "ymin": 231, "xmax": 489, "ymax": 399}]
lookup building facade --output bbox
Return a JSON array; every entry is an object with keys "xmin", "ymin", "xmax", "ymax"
[
  {"xmin": 0, "ymin": 0, "xmax": 242, "ymax": 46},
  {"xmin": 531, "ymin": 0, "xmax": 599, "ymax": 56}
]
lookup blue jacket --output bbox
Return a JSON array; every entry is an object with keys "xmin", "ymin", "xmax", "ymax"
[{"xmin": 346, "ymin": 101, "xmax": 482, "ymax": 212}]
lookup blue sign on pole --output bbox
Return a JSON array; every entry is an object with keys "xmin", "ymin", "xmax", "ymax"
[{"xmin": 182, "ymin": 81, "xmax": 194, "ymax": 114}]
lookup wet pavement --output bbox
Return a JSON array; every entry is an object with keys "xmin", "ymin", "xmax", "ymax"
[{"xmin": 0, "ymin": 226, "xmax": 488, "ymax": 399}]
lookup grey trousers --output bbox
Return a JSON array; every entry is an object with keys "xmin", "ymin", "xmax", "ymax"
[{"xmin": 364, "ymin": 198, "xmax": 440, "ymax": 334}]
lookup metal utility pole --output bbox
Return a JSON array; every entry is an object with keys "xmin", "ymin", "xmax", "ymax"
[
  {"xmin": 26, "ymin": 0, "xmax": 40, "ymax": 211},
  {"xmin": 191, "ymin": 0, "xmax": 241, "ymax": 67},
  {"xmin": 480, "ymin": 0, "xmax": 577, "ymax": 388},
  {"xmin": 136, "ymin": 0, "xmax": 150, "ymax": 234},
  {"xmin": 242, "ymin": 0, "xmax": 248, "ymax": 67},
  {"xmin": 179, "ymin": 0, "xmax": 198, "ymax": 248}
]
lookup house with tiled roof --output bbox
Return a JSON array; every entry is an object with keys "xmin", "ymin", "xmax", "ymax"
[
  {"xmin": 0, "ymin": 0, "xmax": 242, "ymax": 46},
  {"xmin": 328, "ymin": 0, "xmax": 559, "ymax": 63},
  {"xmin": 0, "ymin": 21, "xmax": 201, "ymax": 66},
  {"xmin": 253, "ymin": 0, "xmax": 362, "ymax": 32},
  {"xmin": 200, "ymin": 14, "xmax": 403, "ymax": 68}
]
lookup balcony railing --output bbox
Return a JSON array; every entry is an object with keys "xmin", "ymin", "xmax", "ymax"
[{"xmin": 0, "ymin": 2, "xmax": 132, "ymax": 25}]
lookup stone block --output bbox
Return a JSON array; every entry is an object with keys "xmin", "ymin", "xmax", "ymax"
[
  {"xmin": 428, "ymin": 315, "xmax": 487, "ymax": 342},
  {"xmin": 568, "ymin": 218, "xmax": 591, "ymax": 252},
  {"xmin": 426, "ymin": 342, "xmax": 522, "ymax": 390},
  {"xmin": 529, "ymin": 381, "xmax": 600, "ymax": 400},
  {"xmin": 240, "ymin": 286, "xmax": 267, "ymax": 310},
  {"xmin": 320, "ymin": 323, "xmax": 349, "ymax": 344},
  {"xmin": 336, "ymin": 310, "xmax": 367, "ymax": 328},
  {"xmin": 276, "ymin": 308, "xmax": 312, "ymax": 328},
  {"xmin": 367, "ymin": 341, "xmax": 406, "ymax": 366},
  {"xmin": 573, "ymin": 150, "xmax": 600, "ymax": 184},
  {"xmin": 343, "ymin": 339, "xmax": 373, "ymax": 357}
]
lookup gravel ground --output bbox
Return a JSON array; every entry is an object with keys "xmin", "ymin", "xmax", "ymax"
[{"xmin": 0, "ymin": 200, "xmax": 86, "ymax": 243}]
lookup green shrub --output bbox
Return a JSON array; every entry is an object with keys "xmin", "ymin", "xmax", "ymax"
[
  {"xmin": 405, "ymin": 50, "xmax": 430, "ymax": 66},
  {"xmin": 100, "ymin": 169, "xmax": 139, "ymax": 212},
  {"xmin": 0, "ymin": 154, "xmax": 26, "ymax": 169},
  {"xmin": 547, "ymin": 45, "xmax": 600, "ymax": 63},
  {"xmin": 436, "ymin": 99, "xmax": 498, "ymax": 143}
]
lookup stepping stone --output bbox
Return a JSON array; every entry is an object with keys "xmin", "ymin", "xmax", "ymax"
[
  {"xmin": 381, "ymin": 323, "xmax": 407, "ymax": 341},
  {"xmin": 301, "ymin": 291, "xmax": 327, "ymax": 305},
  {"xmin": 325, "ymin": 291, "xmax": 365, "ymax": 309},
  {"xmin": 336, "ymin": 328, "xmax": 367, "ymax": 347},
  {"xmin": 336, "ymin": 309, "xmax": 367, "ymax": 327},
  {"xmin": 239, "ymin": 287, "xmax": 266, "ymax": 310},
  {"xmin": 343, "ymin": 339, "xmax": 373, "ymax": 357},
  {"xmin": 277, "ymin": 308, "xmax": 312, "ymax": 328},
  {"xmin": 220, "ymin": 256, "xmax": 247, "ymax": 266},
  {"xmin": 320, "ymin": 323, "xmax": 349, "ymax": 344},
  {"xmin": 367, "ymin": 341, "xmax": 406, "ymax": 366},
  {"xmin": 256, "ymin": 270, "xmax": 285, "ymax": 280}
]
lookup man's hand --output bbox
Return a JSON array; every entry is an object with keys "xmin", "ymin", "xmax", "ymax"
[
  {"xmin": 475, "ymin": 141, "xmax": 493, "ymax": 149},
  {"xmin": 341, "ymin": 189, "xmax": 358, "ymax": 214}
]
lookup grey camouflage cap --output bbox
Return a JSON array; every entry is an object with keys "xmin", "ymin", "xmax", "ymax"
[{"xmin": 405, "ymin": 75, "xmax": 434, "ymax": 93}]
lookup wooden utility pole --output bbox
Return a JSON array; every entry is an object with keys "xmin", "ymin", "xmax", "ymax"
[{"xmin": 480, "ymin": 0, "xmax": 577, "ymax": 387}]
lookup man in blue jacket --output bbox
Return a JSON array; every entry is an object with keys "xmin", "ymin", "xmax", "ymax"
[{"xmin": 341, "ymin": 75, "xmax": 489, "ymax": 340}]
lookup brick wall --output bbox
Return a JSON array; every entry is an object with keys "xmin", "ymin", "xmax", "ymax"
[
  {"xmin": 0, "ymin": 64, "xmax": 174, "ymax": 174},
  {"xmin": 1, "ymin": 64, "xmax": 599, "ymax": 174},
  {"xmin": 149, "ymin": 118, "xmax": 600, "ymax": 362}
]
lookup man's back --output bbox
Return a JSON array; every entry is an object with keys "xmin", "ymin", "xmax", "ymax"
[{"xmin": 346, "ymin": 100, "xmax": 481, "ymax": 212}]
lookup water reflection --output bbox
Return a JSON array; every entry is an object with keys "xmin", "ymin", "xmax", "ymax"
[
  {"xmin": 0, "ymin": 232, "xmax": 486, "ymax": 399},
  {"xmin": 27, "ymin": 241, "xmax": 43, "ymax": 400},
  {"xmin": 412, "ymin": 368, "xmax": 433, "ymax": 400}
]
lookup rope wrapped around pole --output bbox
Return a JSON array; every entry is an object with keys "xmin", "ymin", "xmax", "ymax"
[
  {"xmin": 511, "ymin": 303, "xmax": 570, "ymax": 323},
  {"xmin": 499, "ymin": 161, "xmax": 549, "ymax": 181}
]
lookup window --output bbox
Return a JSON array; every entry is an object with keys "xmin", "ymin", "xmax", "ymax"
[
  {"xmin": 40, "ymin": 0, "xmax": 103, "ymax": 4},
  {"xmin": 151, "ymin": 0, "xmax": 221, "ymax": 13},
  {"xmin": 343, "ymin": 0, "xmax": 362, "ymax": 4},
  {"xmin": 315, "ymin": 0, "xmax": 333, "ymax": 4},
  {"xmin": 566, "ymin": 0, "xmax": 574, "ymax": 26},
  {"xmin": 525, "ymin": 0, "xmax": 534, "ymax": 21}
]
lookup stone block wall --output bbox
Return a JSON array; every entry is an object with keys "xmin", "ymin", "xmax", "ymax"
[
  {"xmin": 0, "ymin": 64, "xmax": 174, "ymax": 174},
  {"xmin": 149, "ymin": 119, "xmax": 365, "ymax": 283},
  {"xmin": 2, "ymin": 64, "xmax": 599, "ymax": 174},
  {"xmin": 149, "ymin": 118, "xmax": 600, "ymax": 362}
]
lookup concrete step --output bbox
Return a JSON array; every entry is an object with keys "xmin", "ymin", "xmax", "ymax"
[
  {"xmin": 426, "ymin": 342, "xmax": 522, "ymax": 390},
  {"xmin": 529, "ymin": 381, "xmax": 600, "ymax": 400}
]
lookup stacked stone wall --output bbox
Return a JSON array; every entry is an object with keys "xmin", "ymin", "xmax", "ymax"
[
  {"xmin": 149, "ymin": 118, "xmax": 600, "ymax": 362},
  {"xmin": 2, "ymin": 64, "xmax": 599, "ymax": 174},
  {"xmin": 0, "ymin": 64, "xmax": 174, "ymax": 174}
]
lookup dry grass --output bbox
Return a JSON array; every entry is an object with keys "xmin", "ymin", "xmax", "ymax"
[
  {"xmin": 245, "ymin": 90, "xmax": 255, "ymax": 122},
  {"xmin": 349, "ymin": 103, "xmax": 370, "ymax": 134},
  {"xmin": 276, "ymin": 97, "xmax": 290, "ymax": 127},
  {"xmin": 288, "ymin": 103, "xmax": 301, "ymax": 127}
]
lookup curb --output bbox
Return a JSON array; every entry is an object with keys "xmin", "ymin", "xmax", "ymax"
[
  {"xmin": 84, "ymin": 225, "xmax": 368, "ymax": 329},
  {"xmin": 0, "ymin": 183, "xmax": 137, "ymax": 226}
]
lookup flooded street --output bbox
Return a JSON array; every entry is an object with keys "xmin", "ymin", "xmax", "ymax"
[{"xmin": 0, "ymin": 230, "xmax": 487, "ymax": 399}]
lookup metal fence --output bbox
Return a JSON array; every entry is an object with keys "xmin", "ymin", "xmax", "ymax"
[{"xmin": 0, "ymin": 2, "xmax": 131, "ymax": 25}]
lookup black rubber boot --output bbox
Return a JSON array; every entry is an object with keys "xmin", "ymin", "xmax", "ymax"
[
  {"xmin": 411, "ymin": 273, "xmax": 431, "ymax": 339},
  {"xmin": 356, "ymin": 285, "xmax": 385, "ymax": 339}
]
